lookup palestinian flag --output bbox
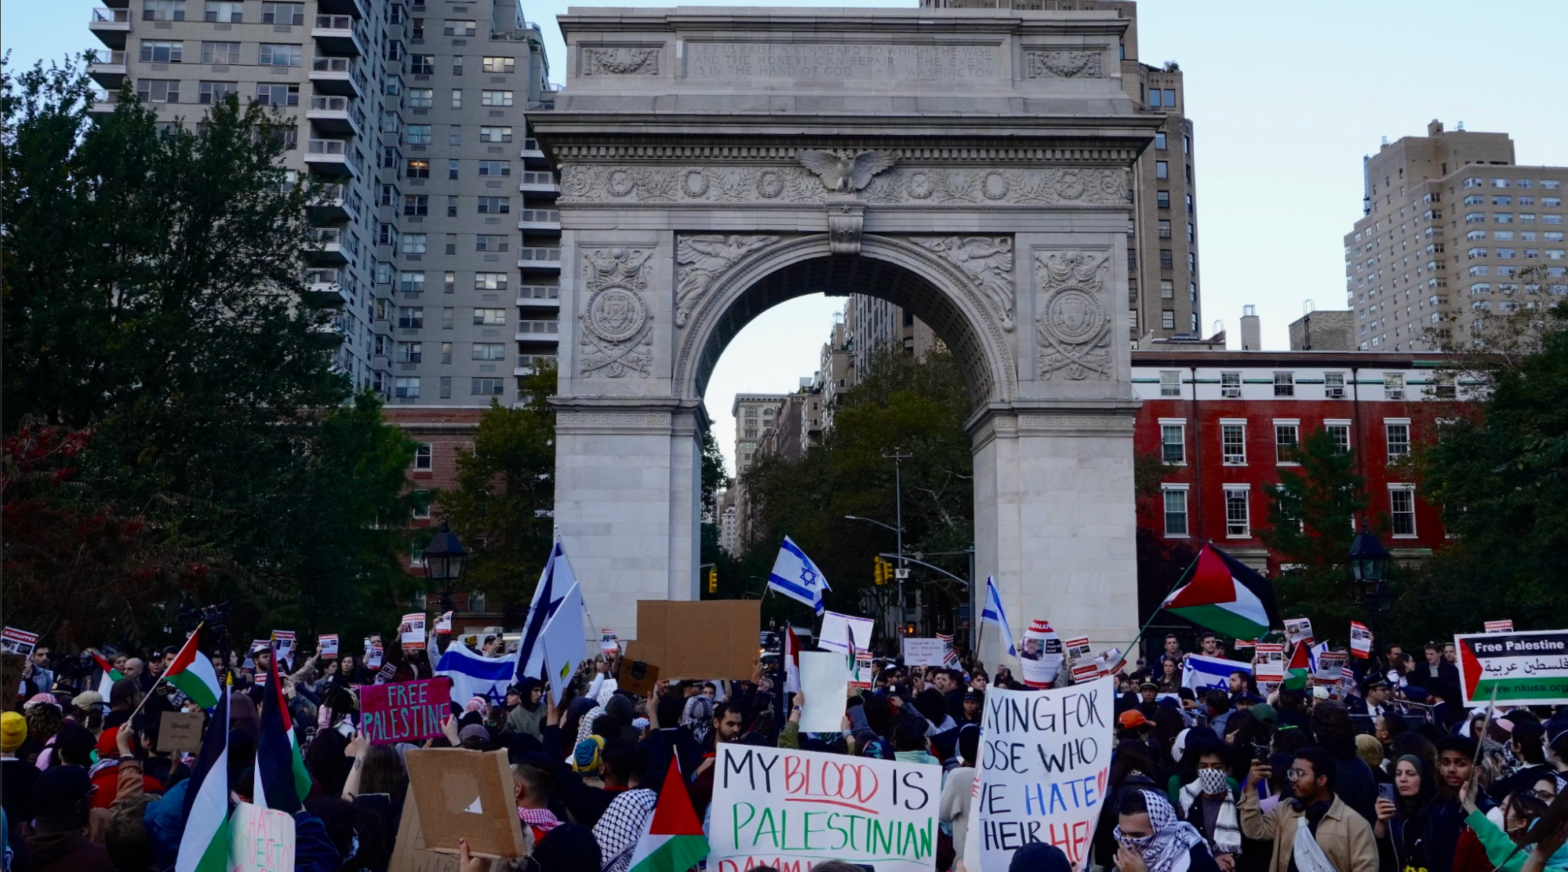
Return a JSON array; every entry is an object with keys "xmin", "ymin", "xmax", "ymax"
[
  {"xmin": 1161, "ymin": 544, "xmax": 1281, "ymax": 642},
  {"xmin": 165, "ymin": 627, "xmax": 221, "ymax": 709},
  {"xmin": 176, "ymin": 676, "xmax": 231, "ymax": 872},
  {"xmin": 626, "ymin": 756, "xmax": 709, "ymax": 872},
  {"xmin": 253, "ymin": 644, "xmax": 311, "ymax": 812},
  {"xmin": 1282, "ymin": 641, "xmax": 1312, "ymax": 691},
  {"xmin": 90, "ymin": 652, "xmax": 124, "ymax": 701}
]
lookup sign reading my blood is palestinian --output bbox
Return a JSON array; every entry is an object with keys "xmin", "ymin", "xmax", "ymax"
[
  {"xmin": 1456, "ymin": 630, "xmax": 1568, "ymax": 706},
  {"xmin": 966, "ymin": 677, "xmax": 1114, "ymax": 872}
]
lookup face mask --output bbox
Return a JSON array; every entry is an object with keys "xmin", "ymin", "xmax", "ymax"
[
  {"xmin": 1117, "ymin": 832, "xmax": 1153, "ymax": 853},
  {"xmin": 1199, "ymin": 768, "xmax": 1228, "ymax": 795}
]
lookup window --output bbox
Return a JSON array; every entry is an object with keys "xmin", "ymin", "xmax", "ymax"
[
  {"xmin": 1384, "ymin": 372, "xmax": 1405, "ymax": 400},
  {"xmin": 410, "ymin": 17, "xmax": 425, "ymax": 38},
  {"xmin": 261, "ymin": 2, "xmax": 303, "ymax": 24},
  {"xmin": 478, "ymin": 160, "xmax": 510, "ymax": 177},
  {"xmin": 204, "ymin": 1, "xmax": 242, "ymax": 22},
  {"xmin": 439, "ymin": 342, "xmax": 453, "ymax": 364},
  {"xmin": 1160, "ymin": 250, "xmax": 1174, "ymax": 269},
  {"xmin": 406, "ymin": 159, "xmax": 429, "ymax": 179},
  {"xmin": 1159, "ymin": 370, "xmax": 1181, "ymax": 397},
  {"xmin": 410, "ymin": 55, "xmax": 436, "ymax": 75},
  {"xmin": 413, "ymin": 443, "xmax": 433, "ymax": 470},
  {"xmin": 452, "ymin": 56, "xmax": 465, "ymax": 76},
  {"xmin": 442, "ymin": 308, "xmax": 454, "ymax": 328},
  {"xmin": 258, "ymin": 44, "xmax": 302, "ymax": 67},
  {"xmin": 1389, "ymin": 486, "xmax": 1417, "ymax": 537},
  {"xmin": 395, "ymin": 377, "xmax": 421, "ymax": 399},
  {"xmin": 1154, "ymin": 132, "xmax": 1166, "ymax": 150},
  {"xmin": 482, "ymin": 56, "xmax": 515, "ymax": 74},
  {"xmin": 1160, "ymin": 422, "xmax": 1185, "ymax": 464},
  {"xmin": 1156, "ymin": 190, "xmax": 1170, "ymax": 209},
  {"xmin": 1156, "ymin": 161, "xmax": 1169, "ymax": 179},
  {"xmin": 479, "ymin": 126, "xmax": 512, "ymax": 143},
  {"xmin": 407, "ymin": 125, "xmax": 432, "ymax": 145},
  {"xmin": 407, "ymin": 88, "xmax": 433, "ymax": 108},
  {"xmin": 473, "ymin": 308, "xmax": 506, "ymax": 325},
  {"xmin": 444, "ymin": 19, "xmax": 478, "ymax": 36},
  {"xmin": 401, "ymin": 234, "xmax": 428, "ymax": 254},
  {"xmin": 136, "ymin": 80, "xmax": 180, "ymax": 103},
  {"xmin": 471, "ymin": 378, "xmax": 505, "ymax": 396},
  {"xmin": 198, "ymin": 81, "xmax": 237, "ymax": 104},
  {"xmin": 397, "ymin": 307, "xmax": 424, "ymax": 329},
  {"xmin": 472, "ymin": 343, "xmax": 506, "ymax": 361},
  {"xmin": 403, "ymin": 195, "xmax": 428, "ymax": 216},
  {"xmin": 1324, "ymin": 371, "xmax": 1346, "ymax": 399},
  {"xmin": 1221, "ymin": 421, "xmax": 1246, "ymax": 465},
  {"xmin": 1385, "ymin": 421, "xmax": 1410, "ymax": 462},
  {"xmin": 1163, "ymin": 89, "xmax": 1176, "ymax": 106},
  {"xmin": 1273, "ymin": 372, "xmax": 1295, "ymax": 397},
  {"xmin": 474, "ymin": 272, "xmax": 507, "ymax": 291},
  {"xmin": 200, "ymin": 41, "xmax": 240, "ymax": 65},
  {"xmin": 396, "ymin": 341, "xmax": 422, "ymax": 363},
  {"xmin": 140, "ymin": 41, "xmax": 183, "ymax": 63},
  {"xmin": 1160, "ymin": 279, "xmax": 1174, "ymax": 299},
  {"xmin": 1326, "ymin": 421, "xmax": 1351, "ymax": 454},
  {"xmin": 1466, "ymin": 212, "xmax": 1486, "ymax": 224},
  {"xmin": 1224, "ymin": 487, "xmax": 1250, "ymax": 537},
  {"xmin": 1158, "ymin": 220, "xmax": 1172, "ymax": 239},
  {"xmin": 477, "ymin": 196, "xmax": 510, "ymax": 214},
  {"xmin": 1492, "ymin": 178, "xmax": 1512, "ymax": 188},
  {"xmin": 1161, "ymin": 309, "xmax": 1175, "ymax": 330},
  {"xmin": 1220, "ymin": 372, "xmax": 1241, "ymax": 399},
  {"xmin": 1162, "ymin": 487, "xmax": 1189, "ymax": 537},
  {"xmin": 481, "ymin": 90, "xmax": 513, "ymax": 107},
  {"xmin": 143, "ymin": 0, "xmax": 186, "ymax": 21},
  {"xmin": 451, "ymin": 89, "xmax": 462, "ymax": 109},
  {"xmin": 254, "ymin": 83, "xmax": 298, "ymax": 106},
  {"xmin": 1274, "ymin": 421, "xmax": 1299, "ymax": 464},
  {"xmin": 475, "ymin": 234, "xmax": 508, "ymax": 252}
]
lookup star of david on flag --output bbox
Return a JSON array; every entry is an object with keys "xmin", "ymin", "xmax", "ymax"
[{"xmin": 768, "ymin": 536, "xmax": 831, "ymax": 614}]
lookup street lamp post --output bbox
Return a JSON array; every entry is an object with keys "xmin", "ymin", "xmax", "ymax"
[
  {"xmin": 882, "ymin": 448, "xmax": 912, "ymax": 631},
  {"xmin": 1349, "ymin": 522, "xmax": 1391, "ymax": 656},
  {"xmin": 424, "ymin": 522, "xmax": 467, "ymax": 615}
]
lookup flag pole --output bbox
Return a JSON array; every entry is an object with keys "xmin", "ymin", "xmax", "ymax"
[
  {"xmin": 1120, "ymin": 546, "xmax": 1207, "ymax": 673},
  {"xmin": 127, "ymin": 621, "xmax": 205, "ymax": 721}
]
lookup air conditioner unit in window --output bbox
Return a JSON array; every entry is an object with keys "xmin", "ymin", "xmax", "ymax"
[{"xmin": 1326, "ymin": 386, "xmax": 1345, "ymax": 399}]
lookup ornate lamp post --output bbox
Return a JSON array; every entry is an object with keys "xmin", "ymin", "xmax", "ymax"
[
  {"xmin": 424, "ymin": 522, "xmax": 467, "ymax": 614},
  {"xmin": 1349, "ymin": 524, "xmax": 1391, "ymax": 656}
]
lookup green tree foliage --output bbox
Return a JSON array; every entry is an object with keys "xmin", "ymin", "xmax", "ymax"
[
  {"xmin": 440, "ymin": 366, "xmax": 558, "ymax": 605},
  {"xmin": 1259, "ymin": 428, "xmax": 1370, "ymax": 639},
  {"xmin": 701, "ymin": 429, "xmax": 728, "ymax": 516},
  {"xmin": 2, "ymin": 59, "xmax": 417, "ymax": 644}
]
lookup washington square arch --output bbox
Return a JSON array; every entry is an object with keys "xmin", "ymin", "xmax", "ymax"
[{"xmin": 533, "ymin": 4, "xmax": 1155, "ymax": 658}]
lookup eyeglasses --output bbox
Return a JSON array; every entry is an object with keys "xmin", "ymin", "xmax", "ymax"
[
  {"xmin": 1532, "ymin": 789, "xmax": 1559, "ymax": 802},
  {"xmin": 1287, "ymin": 768, "xmax": 1316, "ymax": 780}
]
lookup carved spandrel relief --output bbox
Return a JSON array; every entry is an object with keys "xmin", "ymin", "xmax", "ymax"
[
  {"xmin": 1024, "ymin": 50, "xmax": 1104, "ymax": 79},
  {"xmin": 674, "ymin": 236, "xmax": 780, "ymax": 328},
  {"xmin": 581, "ymin": 47, "xmax": 660, "ymax": 76},
  {"xmin": 911, "ymin": 237, "xmax": 1015, "ymax": 331},
  {"xmin": 1035, "ymin": 251, "xmax": 1112, "ymax": 381},
  {"xmin": 578, "ymin": 247, "xmax": 655, "ymax": 378},
  {"xmin": 558, "ymin": 165, "xmax": 1128, "ymax": 207}
]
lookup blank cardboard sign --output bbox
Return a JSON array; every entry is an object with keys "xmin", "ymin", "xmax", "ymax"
[
  {"xmin": 157, "ymin": 711, "xmax": 205, "ymax": 754},
  {"xmin": 388, "ymin": 788, "xmax": 517, "ymax": 872},
  {"xmin": 403, "ymin": 748, "xmax": 526, "ymax": 860},
  {"xmin": 624, "ymin": 600, "xmax": 760, "ymax": 680},
  {"xmin": 616, "ymin": 658, "xmax": 660, "ymax": 696}
]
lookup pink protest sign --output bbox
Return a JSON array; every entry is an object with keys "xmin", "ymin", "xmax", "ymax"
[{"xmin": 359, "ymin": 678, "xmax": 451, "ymax": 745}]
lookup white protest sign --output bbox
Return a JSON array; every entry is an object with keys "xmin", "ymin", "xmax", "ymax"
[
  {"xmin": 1484, "ymin": 620, "xmax": 1515, "ymax": 634},
  {"xmin": 849, "ymin": 650, "xmax": 875, "ymax": 691},
  {"xmin": 1020, "ymin": 620, "xmax": 1064, "ymax": 688},
  {"xmin": 1349, "ymin": 622, "xmax": 1372, "ymax": 659},
  {"xmin": 1064, "ymin": 637, "xmax": 1092, "ymax": 660},
  {"xmin": 1255, "ymin": 643, "xmax": 1285, "ymax": 681},
  {"xmin": 1, "ymin": 628, "xmax": 38, "ymax": 657},
  {"xmin": 271, "ymin": 631, "xmax": 296, "ymax": 664},
  {"xmin": 599, "ymin": 628, "xmax": 619, "ymax": 655},
  {"xmin": 971, "ymin": 678, "xmax": 1114, "ymax": 871},
  {"xmin": 710, "ymin": 744, "xmax": 940, "ymax": 872},
  {"xmin": 230, "ymin": 800, "xmax": 296, "ymax": 872},
  {"xmin": 436, "ymin": 612, "xmax": 454, "ymax": 634},
  {"xmin": 797, "ymin": 651, "xmax": 850, "ymax": 732},
  {"xmin": 400, "ymin": 614, "xmax": 426, "ymax": 651},
  {"xmin": 902, "ymin": 637, "xmax": 948, "ymax": 667},
  {"xmin": 818, "ymin": 611, "xmax": 875, "ymax": 654},
  {"xmin": 318, "ymin": 634, "xmax": 339, "ymax": 659},
  {"xmin": 1284, "ymin": 618, "xmax": 1314, "ymax": 646},
  {"xmin": 1313, "ymin": 650, "xmax": 1348, "ymax": 685},
  {"xmin": 365, "ymin": 643, "xmax": 384, "ymax": 668}
]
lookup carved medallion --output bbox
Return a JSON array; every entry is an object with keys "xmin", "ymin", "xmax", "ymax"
[
  {"xmin": 1036, "ymin": 250, "xmax": 1112, "ymax": 381},
  {"xmin": 586, "ymin": 287, "xmax": 647, "ymax": 344},
  {"xmin": 582, "ymin": 47, "xmax": 659, "ymax": 76},
  {"xmin": 578, "ymin": 247, "xmax": 655, "ymax": 378}
]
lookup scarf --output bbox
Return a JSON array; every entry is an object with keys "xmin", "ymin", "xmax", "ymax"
[
  {"xmin": 593, "ymin": 788, "xmax": 657, "ymax": 872},
  {"xmin": 1292, "ymin": 815, "xmax": 1337, "ymax": 872},
  {"xmin": 1113, "ymin": 790, "xmax": 1205, "ymax": 872},
  {"xmin": 574, "ymin": 680, "xmax": 620, "ymax": 747},
  {"xmin": 1178, "ymin": 770, "xmax": 1241, "ymax": 855},
  {"xmin": 519, "ymin": 806, "xmax": 561, "ymax": 833},
  {"xmin": 682, "ymin": 695, "xmax": 714, "ymax": 745}
]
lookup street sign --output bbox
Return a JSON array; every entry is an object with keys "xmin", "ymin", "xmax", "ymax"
[{"xmin": 894, "ymin": 568, "xmax": 910, "ymax": 580}]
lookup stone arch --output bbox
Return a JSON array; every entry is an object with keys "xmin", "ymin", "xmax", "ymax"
[{"xmin": 674, "ymin": 234, "xmax": 1018, "ymax": 408}]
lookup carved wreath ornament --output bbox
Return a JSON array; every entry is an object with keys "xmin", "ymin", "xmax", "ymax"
[
  {"xmin": 1036, "ymin": 251, "xmax": 1112, "ymax": 381},
  {"xmin": 578, "ymin": 247, "xmax": 654, "ymax": 378}
]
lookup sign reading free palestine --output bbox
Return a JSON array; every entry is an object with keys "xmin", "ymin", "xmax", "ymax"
[{"xmin": 1456, "ymin": 630, "xmax": 1568, "ymax": 706}]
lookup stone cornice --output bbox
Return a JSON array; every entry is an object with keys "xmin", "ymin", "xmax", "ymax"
[{"xmin": 544, "ymin": 142, "xmax": 1146, "ymax": 165}]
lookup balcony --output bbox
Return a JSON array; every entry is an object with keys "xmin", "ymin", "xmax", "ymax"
[
  {"xmin": 307, "ymin": 95, "xmax": 361, "ymax": 136},
  {"xmin": 304, "ymin": 139, "xmax": 357, "ymax": 176},
  {"xmin": 310, "ymin": 56, "xmax": 364, "ymax": 98},
  {"xmin": 517, "ymin": 208, "xmax": 560, "ymax": 231},
  {"xmin": 515, "ymin": 354, "xmax": 557, "ymax": 376},
  {"xmin": 520, "ymin": 138, "xmax": 545, "ymax": 160},
  {"xmin": 516, "ymin": 285, "xmax": 561, "ymax": 307},
  {"xmin": 308, "ymin": 184, "xmax": 358, "ymax": 222},
  {"xmin": 306, "ymin": 229, "xmax": 348, "ymax": 264},
  {"xmin": 517, "ymin": 247, "xmax": 561, "ymax": 270},
  {"xmin": 317, "ymin": 0, "xmax": 364, "ymax": 17},
  {"xmin": 515, "ymin": 321, "xmax": 559, "ymax": 340},
  {"xmin": 89, "ymin": 8, "xmax": 131, "ymax": 49},
  {"xmin": 86, "ymin": 50, "xmax": 127, "ymax": 87},
  {"xmin": 518, "ymin": 171, "xmax": 559, "ymax": 195},
  {"xmin": 312, "ymin": 15, "xmax": 365, "ymax": 57},
  {"xmin": 305, "ymin": 270, "xmax": 350, "ymax": 307},
  {"xmin": 87, "ymin": 89, "xmax": 120, "ymax": 116}
]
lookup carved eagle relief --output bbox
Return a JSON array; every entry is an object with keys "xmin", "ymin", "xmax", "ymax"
[{"xmin": 797, "ymin": 150, "xmax": 899, "ymax": 193}]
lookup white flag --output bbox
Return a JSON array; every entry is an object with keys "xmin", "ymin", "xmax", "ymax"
[{"xmin": 540, "ymin": 582, "xmax": 587, "ymax": 705}]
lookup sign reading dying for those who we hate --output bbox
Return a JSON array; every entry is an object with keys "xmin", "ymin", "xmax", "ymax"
[
  {"xmin": 966, "ymin": 678, "xmax": 1114, "ymax": 872},
  {"xmin": 1456, "ymin": 630, "xmax": 1568, "ymax": 706},
  {"xmin": 359, "ymin": 678, "xmax": 452, "ymax": 745},
  {"xmin": 709, "ymin": 744, "xmax": 941, "ymax": 872}
]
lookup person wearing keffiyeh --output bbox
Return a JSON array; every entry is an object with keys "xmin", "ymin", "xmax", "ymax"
[
  {"xmin": 1177, "ymin": 749, "xmax": 1242, "ymax": 868},
  {"xmin": 593, "ymin": 787, "xmax": 657, "ymax": 872},
  {"xmin": 680, "ymin": 694, "xmax": 713, "ymax": 745},
  {"xmin": 1112, "ymin": 788, "xmax": 1222, "ymax": 872}
]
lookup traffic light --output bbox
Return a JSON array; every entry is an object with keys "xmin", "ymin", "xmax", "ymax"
[
  {"xmin": 873, "ymin": 557, "xmax": 888, "ymax": 586},
  {"xmin": 904, "ymin": 624, "xmax": 917, "ymax": 636},
  {"xmin": 707, "ymin": 567, "xmax": 718, "ymax": 594}
]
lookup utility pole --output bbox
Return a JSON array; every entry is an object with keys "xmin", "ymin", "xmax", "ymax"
[{"xmin": 883, "ymin": 447, "xmax": 912, "ymax": 632}]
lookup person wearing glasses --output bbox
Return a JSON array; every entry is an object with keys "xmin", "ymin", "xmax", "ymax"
[{"xmin": 1238, "ymin": 747, "xmax": 1378, "ymax": 872}]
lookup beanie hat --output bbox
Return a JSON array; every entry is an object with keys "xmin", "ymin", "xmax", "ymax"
[
  {"xmin": 571, "ymin": 735, "xmax": 604, "ymax": 773},
  {"xmin": 1, "ymin": 711, "xmax": 27, "ymax": 753},
  {"xmin": 1249, "ymin": 703, "xmax": 1278, "ymax": 724}
]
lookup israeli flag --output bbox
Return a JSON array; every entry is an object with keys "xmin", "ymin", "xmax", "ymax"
[
  {"xmin": 1183, "ymin": 653, "xmax": 1252, "ymax": 692},
  {"xmin": 768, "ymin": 536, "xmax": 830, "ymax": 614},
  {"xmin": 436, "ymin": 642, "xmax": 518, "ymax": 708},
  {"xmin": 981, "ymin": 575, "xmax": 1017, "ymax": 657},
  {"xmin": 517, "ymin": 541, "xmax": 576, "ymax": 681}
]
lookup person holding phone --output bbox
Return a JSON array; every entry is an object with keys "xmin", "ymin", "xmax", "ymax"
[{"xmin": 1374, "ymin": 755, "xmax": 1436, "ymax": 872}]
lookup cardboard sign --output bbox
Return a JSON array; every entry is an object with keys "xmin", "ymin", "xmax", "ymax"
[
  {"xmin": 365, "ymin": 643, "xmax": 384, "ymax": 668},
  {"xmin": 599, "ymin": 628, "xmax": 619, "ymax": 655},
  {"xmin": 2, "ymin": 627, "xmax": 39, "ymax": 657},
  {"xmin": 360, "ymin": 679, "xmax": 452, "ymax": 745},
  {"xmin": 230, "ymin": 801, "xmax": 295, "ymax": 872},
  {"xmin": 1255, "ymin": 643, "xmax": 1286, "ymax": 681},
  {"xmin": 318, "ymin": 634, "xmax": 339, "ymax": 659},
  {"xmin": 272, "ymin": 630, "xmax": 296, "ymax": 664},
  {"xmin": 797, "ymin": 650, "xmax": 850, "ymax": 732},
  {"xmin": 709, "ymin": 744, "xmax": 941, "ymax": 872},
  {"xmin": 615, "ymin": 658, "xmax": 660, "ymax": 696},
  {"xmin": 1284, "ymin": 618, "xmax": 1314, "ymax": 647},
  {"xmin": 400, "ymin": 613, "xmax": 427, "ymax": 651},
  {"xmin": 1065, "ymin": 637, "xmax": 1093, "ymax": 660},
  {"xmin": 157, "ymin": 711, "xmax": 205, "ymax": 754},
  {"xmin": 818, "ymin": 611, "xmax": 875, "ymax": 653},
  {"xmin": 1020, "ymin": 620, "xmax": 1064, "ymax": 688},
  {"xmin": 966, "ymin": 678, "xmax": 1114, "ymax": 871},
  {"xmin": 1350, "ymin": 622, "xmax": 1372, "ymax": 659},
  {"xmin": 901, "ymin": 637, "xmax": 948, "ymax": 667},
  {"xmin": 624, "ymin": 599, "xmax": 761, "ymax": 680},
  {"xmin": 849, "ymin": 649, "xmax": 875, "ymax": 690},
  {"xmin": 1485, "ymin": 620, "xmax": 1515, "ymax": 634},
  {"xmin": 1456, "ymin": 630, "xmax": 1568, "ymax": 706},
  {"xmin": 389, "ymin": 789, "xmax": 514, "ymax": 872},
  {"xmin": 404, "ymin": 748, "xmax": 528, "ymax": 859}
]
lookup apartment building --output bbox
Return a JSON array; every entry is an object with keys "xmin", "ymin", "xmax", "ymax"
[
  {"xmin": 87, "ymin": 0, "xmax": 558, "ymax": 418},
  {"xmin": 1345, "ymin": 121, "xmax": 1568, "ymax": 351}
]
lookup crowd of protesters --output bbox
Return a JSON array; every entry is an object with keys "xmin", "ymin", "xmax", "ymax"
[{"xmin": 2, "ymin": 627, "xmax": 1567, "ymax": 872}]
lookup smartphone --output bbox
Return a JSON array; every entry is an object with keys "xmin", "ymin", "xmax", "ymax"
[
  {"xmin": 1251, "ymin": 743, "xmax": 1270, "ymax": 763},
  {"xmin": 1379, "ymin": 783, "xmax": 1397, "ymax": 803}
]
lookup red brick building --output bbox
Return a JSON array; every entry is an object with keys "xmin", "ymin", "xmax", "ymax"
[{"xmin": 1132, "ymin": 349, "xmax": 1473, "ymax": 573}]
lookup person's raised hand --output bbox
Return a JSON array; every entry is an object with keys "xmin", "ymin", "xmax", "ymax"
[
  {"xmin": 458, "ymin": 838, "xmax": 488, "ymax": 872},
  {"xmin": 1376, "ymin": 797, "xmax": 1396, "ymax": 821},
  {"xmin": 1460, "ymin": 777, "xmax": 1480, "ymax": 815},
  {"xmin": 1244, "ymin": 760, "xmax": 1271, "ymax": 792},
  {"xmin": 345, "ymin": 730, "xmax": 369, "ymax": 759},
  {"xmin": 115, "ymin": 725, "xmax": 135, "ymax": 758},
  {"xmin": 792, "ymin": 691, "xmax": 804, "ymax": 709},
  {"xmin": 441, "ymin": 714, "xmax": 461, "ymax": 747}
]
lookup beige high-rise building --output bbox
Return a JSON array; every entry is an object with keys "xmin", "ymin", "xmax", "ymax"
[{"xmin": 1345, "ymin": 121, "xmax": 1568, "ymax": 351}]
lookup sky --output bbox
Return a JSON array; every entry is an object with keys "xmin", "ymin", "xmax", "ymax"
[{"xmin": 13, "ymin": 1, "xmax": 1565, "ymax": 476}]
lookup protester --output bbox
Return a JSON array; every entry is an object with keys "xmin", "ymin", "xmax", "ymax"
[
  {"xmin": 1176, "ymin": 746, "xmax": 1242, "ymax": 870},
  {"xmin": 1112, "ymin": 788, "xmax": 1225, "ymax": 872},
  {"xmin": 1374, "ymin": 754, "xmax": 1436, "ymax": 872},
  {"xmin": 1239, "ymin": 748, "xmax": 1379, "ymax": 872}
]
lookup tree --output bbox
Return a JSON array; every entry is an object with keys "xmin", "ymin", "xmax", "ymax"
[
  {"xmin": 440, "ymin": 366, "xmax": 558, "ymax": 606},
  {"xmin": 701, "ymin": 429, "xmax": 728, "ymax": 516},
  {"xmin": 1258, "ymin": 428, "xmax": 1371, "ymax": 638}
]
